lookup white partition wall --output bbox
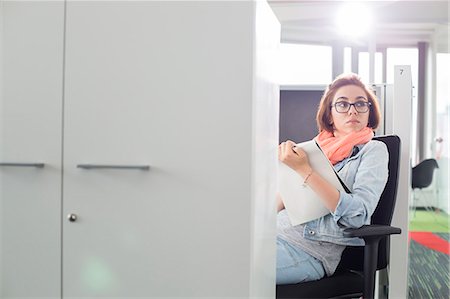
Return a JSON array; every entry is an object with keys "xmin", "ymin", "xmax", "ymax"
[
  {"xmin": 372, "ymin": 66, "xmax": 412, "ymax": 299},
  {"xmin": 250, "ymin": 1, "xmax": 280, "ymax": 297},
  {"xmin": 0, "ymin": 1, "xmax": 280, "ymax": 298},
  {"xmin": 388, "ymin": 65, "xmax": 412, "ymax": 299},
  {"xmin": 62, "ymin": 1, "xmax": 279, "ymax": 297}
]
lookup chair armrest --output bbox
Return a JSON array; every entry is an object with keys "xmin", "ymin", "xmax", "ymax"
[
  {"xmin": 343, "ymin": 224, "xmax": 402, "ymax": 299},
  {"xmin": 343, "ymin": 224, "xmax": 401, "ymax": 238}
]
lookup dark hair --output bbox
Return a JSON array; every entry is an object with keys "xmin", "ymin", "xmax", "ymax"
[{"xmin": 316, "ymin": 73, "xmax": 381, "ymax": 132}]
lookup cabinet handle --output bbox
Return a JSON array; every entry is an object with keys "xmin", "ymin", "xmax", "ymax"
[
  {"xmin": 67, "ymin": 214, "xmax": 77, "ymax": 222},
  {"xmin": 0, "ymin": 162, "xmax": 45, "ymax": 168},
  {"xmin": 76, "ymin": 164, "xmax": 150, "ymax": 170}
]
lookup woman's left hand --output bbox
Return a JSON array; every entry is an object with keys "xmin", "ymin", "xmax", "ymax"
[{"xmin": 278, "ymin": 140, "xmax": 312, "ymax": 176}]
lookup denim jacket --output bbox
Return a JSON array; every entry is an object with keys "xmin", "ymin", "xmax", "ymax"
[{"xmin": 303, "ymin": 140, "xmax": 389, "ymax": 246}]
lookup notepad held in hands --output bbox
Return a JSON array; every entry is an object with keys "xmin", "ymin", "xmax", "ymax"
[{"xmin": 278, "ymin": 139, "xmax": 350, "ymax": 226}]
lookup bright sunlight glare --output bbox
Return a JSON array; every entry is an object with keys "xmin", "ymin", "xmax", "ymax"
[{"xmin": 336, "ymin": 2, "xmax": 373, "ymax": 38}]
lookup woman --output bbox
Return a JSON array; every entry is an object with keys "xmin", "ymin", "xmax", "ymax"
[{"xmin": 276, "ymin": 73, "xmax": 389, "ymax": 285}]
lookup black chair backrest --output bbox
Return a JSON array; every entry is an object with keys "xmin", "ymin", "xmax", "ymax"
[
  {"xmin": 371, "ymin": 135, "xmax": 401, "ymax": 226},
  {"xmin": 412, "ymin": 158, "xmax": 439, "ymax": 189},
  {"xmin": 337, "ymin": 135, "xmax": 401, "ymax": 272}
]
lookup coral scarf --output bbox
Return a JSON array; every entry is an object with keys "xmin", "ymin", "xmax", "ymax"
[{"xmin": 315, "ymin": 127, "xmax": 374, "ymax": 165}]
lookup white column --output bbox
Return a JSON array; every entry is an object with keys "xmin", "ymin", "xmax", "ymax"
[
  {"xmin": 389, "ymin": 65, "xmax": 412, "ymax": 299},
  {"xmin": 250, "ymin": 1, "xmax": 280, "ymax": 298},
  {"xmin": 368, "ymin": 38, "xmax": 376, "ymax": 83}
]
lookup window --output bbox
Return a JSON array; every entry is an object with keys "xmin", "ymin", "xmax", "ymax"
[
  {"xmin": 436, "ymin": 53, "xmax": 449, "ymax": 115},
  {"xmin": 357, "ymin": 51, "xmax": 383, "ymax": 84},
  {"xmin": 435, "ymin": 53, "xmax": 449, "ymax": 161},
  {"xmin": 278, "ymin": 43, "xmax": 332, "ymax": 85}
]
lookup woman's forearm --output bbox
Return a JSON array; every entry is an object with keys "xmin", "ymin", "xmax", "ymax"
[
  {"xmin": 278, "ymin": 142, "xmax": 340, "ymax": 212},
  {"xmin": 297, "ymin": 169, "xmax": 340, "ymax": 212}
]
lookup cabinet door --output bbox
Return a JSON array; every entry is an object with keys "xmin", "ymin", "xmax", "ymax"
[
  {"xmin": 63, "ymin": 2, "xmax": 256, "ymax": 298},
  {"xmin": 0, "ymin": 1, "xmax": 64, "ymax": 298}
]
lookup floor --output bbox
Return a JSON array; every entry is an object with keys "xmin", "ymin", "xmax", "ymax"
[{"xmin": 408, "ymin": 209, "xmax": 450, "ymax": 299}]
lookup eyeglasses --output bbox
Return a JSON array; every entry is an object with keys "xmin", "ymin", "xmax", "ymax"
[{"xmin": 331, "ymin": 101, "xmax": 371, "ymax": 113}]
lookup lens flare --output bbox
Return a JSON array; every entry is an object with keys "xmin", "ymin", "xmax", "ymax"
[{"xmin": 336, "ymin": 2, "xmax": 373, "ymax": 38}]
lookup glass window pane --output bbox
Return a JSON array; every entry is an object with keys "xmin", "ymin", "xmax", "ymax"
[
  {"xmin": 435, "ymin": 52, "xmax": 450, "ymax": 214},
  {"xmin": 358, "ymin": 51, "xmax": 383, "ymax": 83},
  {"xmin": 436, "ymin": 52, "xmax": 449, "ymax": 160},
  {"xmin": 278, "ymin": 43, "xmax": 332, "ymax": 85},
  {"xmin": 436, "ymin": 53, "xmax": 450, "ymax": 114}
]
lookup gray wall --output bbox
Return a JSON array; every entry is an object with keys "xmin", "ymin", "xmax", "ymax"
[{"xmin": 279, "ymin": 90, "xmax": 323, "ymax": 143}]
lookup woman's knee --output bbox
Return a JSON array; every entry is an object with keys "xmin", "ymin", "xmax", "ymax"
[{"xmin": 276, "ymin": 238, "xmax": 325, "ymax": 284}]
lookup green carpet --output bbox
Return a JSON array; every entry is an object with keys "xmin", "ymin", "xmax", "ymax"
[{"xmin": 409, "ymin": 210, "xmax": 450, "ymax": 232}]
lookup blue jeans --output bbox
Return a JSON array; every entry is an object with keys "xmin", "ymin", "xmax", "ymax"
[{"xmin": 276, "ymin": 237, "xmax": 326, "ymax": 285}]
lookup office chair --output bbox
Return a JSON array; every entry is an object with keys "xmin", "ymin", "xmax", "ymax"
[
  {"xmin": 411, "ymin": 158, "xmax": 439, "ymax": 215},
  {"xmin": 276, "ymin": 135, "xmax": 401, "ymax": 299}
]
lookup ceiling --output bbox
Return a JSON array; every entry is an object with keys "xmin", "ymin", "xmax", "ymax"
[{"xmin": 268, "ymin": 0, "xmax": 449, "ymax": 51}]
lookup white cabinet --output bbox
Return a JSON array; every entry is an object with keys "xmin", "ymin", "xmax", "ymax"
[
  {"xmin": 1, "ymin": 1, "xmax": 279, "ymax": 298},
  {"xmin": 0, "ymin": 1, "xmax": 64, "ymax": 298}
]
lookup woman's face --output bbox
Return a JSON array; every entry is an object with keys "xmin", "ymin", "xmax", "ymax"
[{"xmin": 330, "ymin": 84, "xmax": 370, "ymax": 137}]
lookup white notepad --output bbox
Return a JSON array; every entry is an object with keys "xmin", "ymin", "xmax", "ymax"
[{"xmin": 278, "ymin": 139, "xmax": 350, "ymax": 226}]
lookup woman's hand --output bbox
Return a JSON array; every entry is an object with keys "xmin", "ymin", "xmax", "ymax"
[
  {"xmin": 278, "ymin": 140, "xmax": 340, "ymax": 212},
  {"xmin": 276, "ymin": 192, "xmax": 285, "ymax": 212},
  {"xmin": 278, "ymin": 140, "xmax": 312, "ymax": 176}
]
